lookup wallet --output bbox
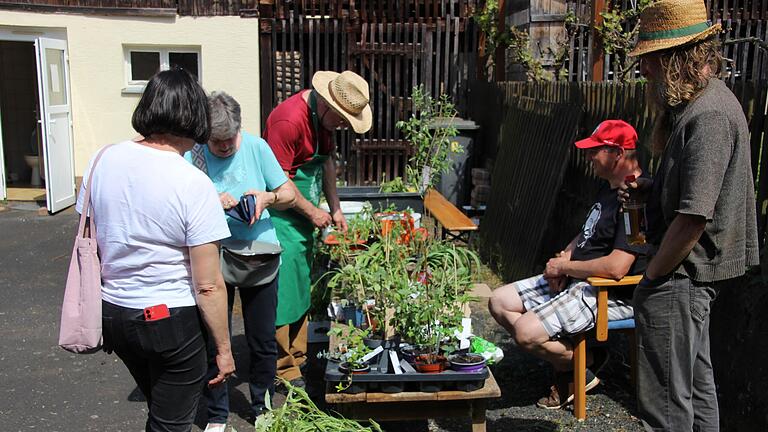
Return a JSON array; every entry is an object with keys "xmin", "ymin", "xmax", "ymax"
[{"xmin": 225, "ymin": 194, "xmax": 257, "ymax": 224}]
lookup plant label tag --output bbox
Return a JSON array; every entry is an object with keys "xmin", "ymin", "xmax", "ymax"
[
  {"xmin": 461, "ymin": 318, "xmax": 472, "ymax": 338},
  {"xmin": 400, "ymin": 359, "xmax": 417, "ymax": 373},
  {"xmin": 390, "ymin": 350, "xmax": 403, "ymax": 375},
  {"xmin": 361, "ymin": 346, "xmax": 384, "ymax": 363}
]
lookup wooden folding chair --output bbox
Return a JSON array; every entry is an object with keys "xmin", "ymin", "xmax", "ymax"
[{"xmin": 572, "ymin": 275, "xmax": 641, "ymax": 420}]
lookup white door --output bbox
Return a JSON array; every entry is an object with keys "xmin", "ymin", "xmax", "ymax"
[{"xmin": 36, "ymin": 37, "xmax": 75, "ymax": 213}]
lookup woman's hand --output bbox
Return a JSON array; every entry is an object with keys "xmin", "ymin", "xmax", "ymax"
[
  {"xmin": 244, "ymin": 189, "xmax": 275, "ymax": 225},
  {"xmin": 219, "ymin": 192, "xmax": 238, "ymax": 210},
  {"xmin": 618, "ymin": 177, "xmax": 653, "ymax": 203}
]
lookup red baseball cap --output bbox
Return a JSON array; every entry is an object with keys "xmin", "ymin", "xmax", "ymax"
[{"xmin": 574, "ymin": 120, "xmax": 638, "ymax": 150}]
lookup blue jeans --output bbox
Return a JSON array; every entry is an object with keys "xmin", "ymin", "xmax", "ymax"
[
  {"xmin": 634, "ymin": 274, "xmax": 720, "ymax": 432},
  {"xmin": 102, "ymin": 301, "xmax": 207, "ymax": 432},
  {"xmin": 203, "ymin": 276, "xmax": 278, "ymax": 423}
]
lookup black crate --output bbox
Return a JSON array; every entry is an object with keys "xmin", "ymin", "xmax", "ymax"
[{"xmin": 324, "ymin": 360, "xmax": 487, "ymax": 394}]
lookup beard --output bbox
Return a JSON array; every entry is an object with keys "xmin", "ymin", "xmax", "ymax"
[
  {"xmin": 645, "ymin": 80, "xmax": 673, "ymax": 156},
  {"xmin": 645, "ymin": 80, "xmax": 669, "ymax": 114}
]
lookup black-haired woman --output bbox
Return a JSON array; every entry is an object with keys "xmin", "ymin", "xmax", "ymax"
[{"xmin": 76, "ymin": 68, "xmax": 235, "ymax": 431}]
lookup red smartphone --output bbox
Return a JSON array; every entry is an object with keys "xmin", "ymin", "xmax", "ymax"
[{"xmin": 144, "ymin": 304, "xmax": 170, "ymax": 321}]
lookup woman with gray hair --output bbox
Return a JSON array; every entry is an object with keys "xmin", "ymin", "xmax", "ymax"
[{"xmin": 185, "ymin": 91, "xmax": 295, "ymax": 431}]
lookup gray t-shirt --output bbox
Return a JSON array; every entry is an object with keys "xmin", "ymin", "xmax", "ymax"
[{"xmin": 647, "ymin": 79, "xmax": 759, "ymax": 282}]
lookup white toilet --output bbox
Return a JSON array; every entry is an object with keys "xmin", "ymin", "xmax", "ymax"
[{"xmin": 24, "ymin": 155, "xmax": 41, "ymax": 187}]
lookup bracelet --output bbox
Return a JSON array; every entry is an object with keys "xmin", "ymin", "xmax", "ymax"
[{"xmin": 272, "ymin": 191, "xmax": 279, "ymax": 203}]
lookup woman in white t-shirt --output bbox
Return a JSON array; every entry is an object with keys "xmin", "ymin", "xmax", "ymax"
[{"xmin": 76, "ymin": 69, "xmax": 235, "ymax": 432}]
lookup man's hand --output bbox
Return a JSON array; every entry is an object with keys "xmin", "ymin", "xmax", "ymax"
[
  {"xmin": 309, "ymin": 207, "xmax": 333, "ymax": 229},
  {"xmin": 618, "ymin": 177, "xmax": 653, "ymax": 203},
  {"xmin": 331, "ymin": 208, "xmax": 348, "ymax": 232},
  {"xmin": 543, "ymin": 256, "xmax": 569, "ymax": 279},
  {"xmin": 546, "ymin": 276, "xmax": 567, "ymax": 296},
  {"xmin": 208, "ymin": 351, "xmax": 236, "ymax": 387},
  {"xmin": 219, "ymin": 192, "xmax": 238, "ymax": 210}
]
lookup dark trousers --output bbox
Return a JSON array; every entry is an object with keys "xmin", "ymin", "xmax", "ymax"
[
  {"xmin": 204, "ymin": 276, "xmax": 278, "ymax": 423},
  {"xmin": 102, "ymin": 300, "xmax": 207, "ymax": 432},
  {"xmin": 634, "ymin": 274, "xmax": 720, "ymax": 432}
]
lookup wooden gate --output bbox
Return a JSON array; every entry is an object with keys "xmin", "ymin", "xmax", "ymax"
[{"xmin": 257, "ymin": 0, "xmax": 480, "ymax": 186}]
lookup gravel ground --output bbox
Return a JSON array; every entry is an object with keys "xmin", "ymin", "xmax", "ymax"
[{"xmin": 0, "ymin": 207, "xmax": 643, "ymax": 431}]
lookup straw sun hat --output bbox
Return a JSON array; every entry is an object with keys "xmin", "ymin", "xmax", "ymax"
[
  {"xmin": 312, "ymin": 70, "xmax": 372, "ymax": 134},
  {"xmin": 630, "ymin": 0, "xmax": 722, "ymax": 57}
]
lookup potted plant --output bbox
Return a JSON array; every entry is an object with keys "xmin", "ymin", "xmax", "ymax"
[
  {"xmin": 448, "ymin": 352, "xmax": 487, "ymax": 373},
  {"xmin": 393, "ymin": 240, "xmax": 480, "ymax": 372},
  {"xmin": 382, "ymin": 85, "xmax": 461, "ymax": 194},
  {"xmin": 328, "ymin": 324, "xmax": 373, "ymax": 374}
]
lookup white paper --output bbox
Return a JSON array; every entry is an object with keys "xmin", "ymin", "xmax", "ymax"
[{"xmin": 390, "ymin": 350, "xmax": 403, "ymax": 375}]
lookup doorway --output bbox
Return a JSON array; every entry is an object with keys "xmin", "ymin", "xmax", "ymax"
[{"xmin": 0, "ymin": 40, "xmax": 45, "ymax": 202}]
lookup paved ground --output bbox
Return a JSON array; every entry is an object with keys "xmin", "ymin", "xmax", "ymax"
[{"xmin": 0, "ymin": 205, "xmax": 643, "ymax": 431}]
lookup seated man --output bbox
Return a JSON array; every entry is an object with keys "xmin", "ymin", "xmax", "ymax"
[{"xmin": 489, "ymin": 119, "xmax": 652, "ymax": 410}]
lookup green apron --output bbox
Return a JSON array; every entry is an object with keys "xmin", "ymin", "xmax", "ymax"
[{"xmin": 271, "ymin": 91, "xmax": 329, "ymax": 326}]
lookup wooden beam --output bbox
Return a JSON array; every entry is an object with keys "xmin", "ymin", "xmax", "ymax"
[
  {"xmin": 0, "ymin": 3, "xmax": 176, "ymax": 17},
  {"xmin": 258, "ymin": 1, "xmax": 275, "ymax": 131},
  {"xmin": 591, "ymin": 0, "xmax": 606, "ymax": 81},
  {"xmin": 494, "ymin": 0, "xmax": 507, "ymax": 81}
]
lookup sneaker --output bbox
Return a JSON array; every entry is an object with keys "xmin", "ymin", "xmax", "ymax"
[
  {"xmin": 204, "ymin": 423, "xmax": 227, "ymax": 432},
  {"xmin": 536, "ymin": 369, "xmax": 600, "ymax": 410},
  {"xmin": 589, "ymin": 346, "xmax": 611, "ymax": 375}
]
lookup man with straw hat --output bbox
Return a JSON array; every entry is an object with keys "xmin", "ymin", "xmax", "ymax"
[
  {"xmin": 263, "ymin": 70, "xmax": 372, "ymax": 386},
  {"xmin": 622, "ymin": 1, "xmax": 759, "ymax": 430}
]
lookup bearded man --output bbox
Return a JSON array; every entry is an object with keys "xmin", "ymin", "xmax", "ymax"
[{"xmin": 624, "ymin": 1, "xmax": 759, "ymax": 431}]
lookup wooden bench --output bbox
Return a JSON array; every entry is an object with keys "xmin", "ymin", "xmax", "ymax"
[
  {"xmin": 424, "ymin": 189, "xmax": 478, "ymax": 242},
  {"xmin": 326, "ymin": 371, "xmax": 501, "ymax": 432}
]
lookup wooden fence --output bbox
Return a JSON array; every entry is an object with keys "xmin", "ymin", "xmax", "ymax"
[
  {"xmin": 505, "ymin": 0, "xmax": 768, "ymax": 82},
  {"xmin": 258, "ymin": 0, "xmax": 481, "ymax": 186},
  {"xmin": 470, "ymin": 79, "xmax": 768, "ymax": 281}
]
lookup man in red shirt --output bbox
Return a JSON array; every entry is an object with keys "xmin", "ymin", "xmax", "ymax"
[{"xmin": 263, "ymin": 70, "xmax": 372, "ymax": 385}]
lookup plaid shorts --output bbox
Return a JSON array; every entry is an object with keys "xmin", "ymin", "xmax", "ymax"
[{"xmin": 515, "ymin": 275, "xmax": 634, "ymax": 338}]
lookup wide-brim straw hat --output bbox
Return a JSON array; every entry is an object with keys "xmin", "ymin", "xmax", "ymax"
[
  {"xmin": 630, "ymin": 0, "xmax": 722, "ymax": 57},
  {"xmin": 312, "ymin": 70, "xmax": 372, "ymax": 134}
]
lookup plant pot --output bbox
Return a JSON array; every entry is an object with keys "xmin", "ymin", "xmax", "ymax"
[
  {"xmin": 448, "ymin": 353, "xmax": 486, "ymax": 373},
  {"xmin": 338, "ymin": 361, "xmax": 371, "ymax": 375},
  {"xmin": 413, "ymin": 354, "xmax": 447, "ymax": 373},
  {"xmin": 364, "ymin": 334, "xmax": 401, "ymax": 350}
]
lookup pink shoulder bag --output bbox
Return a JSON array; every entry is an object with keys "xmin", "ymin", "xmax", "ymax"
[{"xmin": 58, "ymin": 145, "xmax": 111, "ymax": 354}]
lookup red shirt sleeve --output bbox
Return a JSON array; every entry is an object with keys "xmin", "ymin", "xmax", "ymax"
[{"xmin": 264, "ymin": 120, "xmax": 300, "ymax": 172}]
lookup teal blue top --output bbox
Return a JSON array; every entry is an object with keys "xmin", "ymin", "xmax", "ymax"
[{"xmin": 185, "ymin": 131, "xmax": 288, "ymax": 245}]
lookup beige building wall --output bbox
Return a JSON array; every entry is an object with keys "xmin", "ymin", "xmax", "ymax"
[{"xmin": 0, "ymin": 11, "xmax": 262, "ymax": 176}]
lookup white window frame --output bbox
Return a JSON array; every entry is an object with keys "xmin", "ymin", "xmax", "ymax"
[{"xmin": 122, "ymin": 45, "xmax": 202, "ymax": 94}]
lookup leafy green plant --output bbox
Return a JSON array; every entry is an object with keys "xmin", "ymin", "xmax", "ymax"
[
  {"xmin": 255, "ymin": 378, "xmax": 382, "ymax": 432},
  {"xmin": 474, "ymin": 0, "xmax": 551, "ymax": 81},
  {"xmin": 596, "ymin": 0, "xmax": 654, "ymax": 82},
  {"xmin": 395, "ymin": 85, "xmax": 460, "ymax": 192},
  {"xmin": 393, "ymin": 242, "xmax": 480, "ymax": 359},
  {"xmin": 327, "ymin": 323, "xmax": 372, "ymax": 370}
]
